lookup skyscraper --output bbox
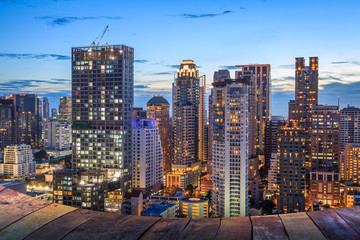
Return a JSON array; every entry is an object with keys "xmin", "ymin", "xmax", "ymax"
[
  {"xmin": 199, "ymin": 75, "xmax": 208, "ymax": 165},
  {"xmin": 147, "ymin": 95, "xmax": 172, "ymax": 173},
  {"xmin": 172, "ymin": 60, "xmax": 200, "ymax": 166},
  {"xmin": 264, "ymin": 116, "xmax": 286, "ymax": 170},
  {"xmin": 0, "ymin": 144, "xmax": 35, "ymax": 177},
  {"xmin": 7, "ymin": 94, "xmax": 42, "ymax": 148},
  {"xmin": 276, "ymin": 121, "xmax": 306, "ymax": 213},
  {"xmin": 58, "ymin": 96, "xmax": 72, "ymax": 123},
  {"xmin": 132, "ymin": 120, "xmax": 163, "ymax": 194},
  {"xmin": 43, "ymin": 97, "xmax": 49, "ymax": 122},
  {"xmin": 294, "ymin": 57, "xmax": 319, "ymax": 128},
  {"xmin": 341, "ymin": 143, "xmax": 360, "ymax": 183},
  {"xmin": 51, "ymin": 108, "xmax": 57, "ymax": 120},
  {"xmin": 0, "ymin": 99, "xmax": 16, "ymax": 151},
  {"xmin": 211, "ymin": 73, "xmax": 250, "ymax": 217},
  {"xmin": 235, "ymin": 64, "xmax": 271, "ymax": 151},
  {"xmin": 71, "ymin": 45, "xmax": 134, "ymax": 195},
  {"xmin": 310, "ymin": 105, "xmax": 340, "ymax": 171},
  {"xmin": 340, "ymin": 105, "xmax": 360, "ymax": 151}
]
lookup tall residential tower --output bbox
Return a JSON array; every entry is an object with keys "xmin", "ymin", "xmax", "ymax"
[
  {"xmin": 71, "ymin": 45, "xmax": 134, "ymax": 194},
  {"xmin": 211, "ymin": 72, "xmax": 250, "ymax": 217},
  {"xmin": 172, "ymin": 60, "xmax": 200, "ymax": 166}
]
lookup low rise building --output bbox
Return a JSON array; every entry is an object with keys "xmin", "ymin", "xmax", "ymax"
[
  {"xmin": 141, "ymin": 201, "xmax": 177, "ymax": 217},
  {"xmin": 310, "ymin": 171, "xmax": 340, "ymax": 206},
  {"xmin": 165, "ymin": 163, "xmax": 201, "ymax": 189},
  {"xmin": 181, "ymin": 197, "xmax": 209, "ymax": 218},
  {"xmin": 52, "ymin": 169, "xmax": 105, "ymax": 211},
  {"xmin": 0, "ymin": 144, "xmax": 35, "ymax": 178}
]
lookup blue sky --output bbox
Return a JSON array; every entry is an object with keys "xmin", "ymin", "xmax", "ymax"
[{"xmin": 0, "ymin": 0, "xmax": 360, "ymax": 116}]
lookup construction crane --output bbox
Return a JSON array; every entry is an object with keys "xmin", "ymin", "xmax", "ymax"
[{"xmin": 89, "ymin": 26, "xmax": 109, "ymax": 48}]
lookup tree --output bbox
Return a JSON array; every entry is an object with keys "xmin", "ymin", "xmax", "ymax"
[
  {"xmin": 260, "ymin": 200, "xmax": 276, "ymax": 215},
  {"xmin": 206, "ymin": 190, "xmax": 212, "ymax": 203},
  {"xmin": 185, "ymin": 184, "xmax": 194, "ymax": 197},
  {"xmin": 34, "ymin": 150, "xmax": 47, "ymax": 160}
]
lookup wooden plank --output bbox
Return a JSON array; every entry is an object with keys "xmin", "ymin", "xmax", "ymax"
[
  {"xmin": 335, "ymin": 206, "xmax": 360, "ymax": 234},
  {"xmin": 140, "ymin": 217, "xmax": 190, "ymax": 240},
  {"xmin": 0, "ymin": 203, "xmax": 76, "ymax": 240},
  {"xmin": 307, "ymin": 209, "xmax": 360, "ymax": 240},
  {"xmin": 24, "ymin": 209, "xmax": 101, "ymax": 240},
  {"xmin": 96, "ymin": 215, "xmax": 161, "ymax": 240},
  {"xmin": 0, "ymin": 188, "xmax": 51, "ymax": 230},
  {"xmin": 62, "ymin": 213, "xmax": 132, "ymax": 240},
  {"xmin": 0, "ymin": 185, "xmax": 5, "ymax": 192},
  {"xmin": 279, "ymin": 212, "xmax": 326, "ymax": 240},
  {"xmin": 216, "ymin": 217, "xmax": 252, "ymax": 240},
  {"xmin": 177, "ymin": 217, "xmax": 221, "ymax": 240},
  {"xmin": 251, "ymin": 215, "xmax": 288, "ymax": 240}
]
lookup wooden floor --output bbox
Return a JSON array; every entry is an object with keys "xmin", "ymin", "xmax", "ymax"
[{"xmin": 1, "ymin": 185, "xmax": 360, "ymax": 240}]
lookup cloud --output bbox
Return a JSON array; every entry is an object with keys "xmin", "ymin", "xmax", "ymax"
[
  {"xmin": 278, "ymin": 64, "xmax": 294, "ymax": 69},
  {"xmin": 168, "ymin": 65, "xmax": 180, "ymax": 69},
  {"xmin": 134, "ymin": 59, "xmax": 149, "ymax": 63},
  {"xmin": 240, "ymin": 7, "xmax": 246, "ymax": 10},
  {"xmin": 37, "ymin": 16, "xmax": 122, "ymax": 26},
  {"xmin": 0, "ymin": 53, "xmax": 70, "ymax": 60},
  {"xmin": 331, "ymin": 61, "xmax": 350, "ymax": 64},
  {"xmin": 219, "ymin": 65, "xmax": 241, "ymax": 70},
  {"xmin": 331, "ymin": 60, "xmax": 360, "ymax": 65},
  {"xmin": 176, "ymin": 10, "xmax": 233, "ymax": 19},
  {"xmin": 0, "ymin": 78, "xmax": 71, "ymax": 95},
  {"xmin": 134, "ymin": 85, "xmax": 148, "ymax": 89},
  {"xmin": 152, "ymin": 72, "xmax": 175, "ymax": 75}
]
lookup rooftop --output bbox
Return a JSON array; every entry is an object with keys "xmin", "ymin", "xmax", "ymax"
[
  {"xmin": 147, "ymin": 95, "xmax": 169, "ymax": 105},
  {"xmin": 0, "ymin": 185, "xmax": 360, "ymax": 239}
]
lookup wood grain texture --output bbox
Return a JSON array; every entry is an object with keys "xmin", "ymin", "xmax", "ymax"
[
  {"xmin": 177, "ymin": 217, "xmax": 221, "ymax": 240},
  {"xmin": 0, "ymin": 185, "xmax": 5, "ymax": 192},
  {"xmin": 96, "ymin": 215, "xmax": 161, "ymax": 240},
  {"xmin": 62, "ymin": 213, "xmax": 132, "ymax": 240},
  {"xmin": 24, "ymin": 209, "xmax": 100, "ymax": 240},
  {"xmin": 279, "ymin": 212, "xmax": 326, "ymax": 240},
  {"xmin": 0, "ymin": 203, "xmax": 75, "ymax": 240},
  {"xmin": 307, "ymin": 209, "xmax": 360, "ymax": 240},
  {"xmin": 0, "ymin": 188, "xmax": 51, "ymax": 230},
  {"xmin": 335, "ymin": 206, "xmax": 360, "ymax": 234},
  {"xmin": 251, "ymin": 215, "xmax": 288, "ymax": 240},
  {"xmin": 140, "ymin": 217, "xmax": 190, "ymax": 240},
  {"xmin": 215, "ymin": 217, "xmax": 252, "ymax": 240}
]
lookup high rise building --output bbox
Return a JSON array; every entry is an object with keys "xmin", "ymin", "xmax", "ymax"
[
  {"xmin": 276, "ymin": 121, "xmax": 306, "ymax": 213},
  {"xmin": 294, "ymin": 57, "xmax": 318, "ymax": 128},
  {"xmin": 147, "ymin": 95, "xmax": 172, "ymax": 173},
  {"xmin": 288, "ymin": 100, "xmax": 295, "ymax": 120},
  {"xmin": 71, "ymin": 45, "xmax": 134, "ymax": 196},
  {"xmin": 43, "ymin": 97, "xmax": 50, "ymax": 122},
  {"xmin": 235, "ymin": 70, "xmax": 257, "ymax": 156},
  {"xmin": 268, "ymin": 153, "xmax": 278, "ymax": 192},
  {"xmin": 340, "ymin": 105, "xmax": 360, "ymax": 151},
  {"xmin": 132, "ymin": 120, "xmax": 163, "ymax": 195},
  {"xmin": 264, "ymin": 116, "xmax": 286, "ymax": 170},
  {"xmin": 310, "ymin": 105, "xmax": 340, "ymax": 171},
  {"xmin": 43, "ymin": 120, "xmax": 71, "ymax": 150},
  {"xmin": 341, "ymin": 143, "xmax": 360, "ymax": 183},
  {"xmin": 0, "ymin": 99, "xmax": 16, "ymax": 151},
  {"xmin": 235, "ymin": 64, "xmax": 271, "ymax": 151},
  {"xmin": 0, "ymin": 144, "xmax": 35, "ymax": 177},
  {"xmin": 51, "ymin": 108, "xmax": 57, "ymax": 120},
  {"xmin": 58, "ymin": 96, "xmax": 72, "ymax": 123},
  {"xmin": 7, "ymin": 94, "xmax": 42, "ymax": 148},
  {"xmin": 211, "ymin": 74, "xmax": 250, "ymax": 217},
  {"xmin": 132, "ymin": 107, "xmax": 147, "ymax": 123},
  {"xmin": 172, "ymin": 60, "xmax": 200, "ymax": 166},
  {"xmin": 199, "ymin": 75, "xmax": 208, "ymax": 166}
]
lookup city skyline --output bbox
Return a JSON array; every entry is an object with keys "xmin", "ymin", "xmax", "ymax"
[{"xmin": 1, "ymin": 0, "xmax": 360, "ymax": 116}]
